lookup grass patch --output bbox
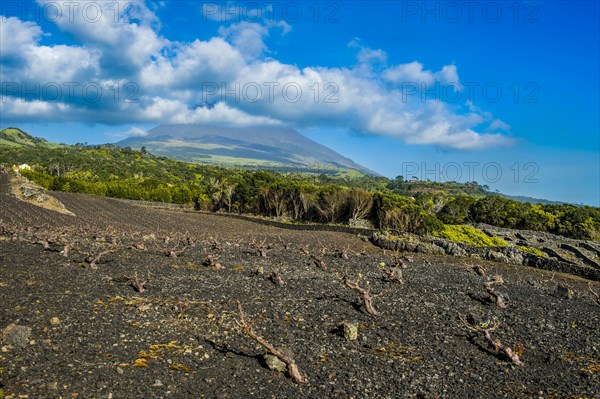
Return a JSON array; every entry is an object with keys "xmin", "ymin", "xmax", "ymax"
[
  {"xmin": 0, "ymin": 138, "xmax": 22, "ymax": 147},
  {"xmin": 517, "ymin": 245, "xmax": 546, "ymax": 257},
  {"xmin": 433, "ymin": 225, "xmax": 508, "ymax": 247}
]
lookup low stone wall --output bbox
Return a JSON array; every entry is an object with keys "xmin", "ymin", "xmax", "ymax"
[
  {"xmin": 203, "ymin": 212, "xmax": 376, "ymax": 236},
  {"xmin": 112, "ymin": 197, "xmax": 376, "ymax": 236},
  {"xmin": 370, "ymin": 232, "xmax": 600, "ymax": 282},
  {"xmin": 579, "ymin": 242, "xmax": 600, "ymax": 257},
  {"xmin": 559, "ymin": 243, "xmax": 600, "ymax": 269}
]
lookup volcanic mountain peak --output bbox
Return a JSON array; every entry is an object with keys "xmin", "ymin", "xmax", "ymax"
[{"xmin": 117, "ymin": 124, "xmax": 379, "ymax": 176}]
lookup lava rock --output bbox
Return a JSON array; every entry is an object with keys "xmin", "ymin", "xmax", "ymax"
[
  {"xmin": 556, "ymin": 284, "xmax": 574, "ymax": 299},
  {"xmin": 264, "ymin": 354, "xmax": 287, "ymax": 372},
  {"xmin": 342, "ymin": 321, "xmax": 359, "ymax": 341},
  {"xmin": 2, "ymin": 323, "xmax": 32, "ymax": 348}
]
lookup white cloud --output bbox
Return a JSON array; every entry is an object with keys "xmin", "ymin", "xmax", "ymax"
[
  {"xmin": 357, "ymin": 47, "xmax": 387, "ymax": 66},
  {"xmin": 36, "ymin": 0, "xmax": 167, "ymax": 74},
  {"xmin": 217, "ymin": 21, "xmax": 291, "ymax": 60},
  {"xmin": 384, "ymin": 61, "xmax": 435, "ymax": 85},
  {"xmin": 170, "ymin": 102, "xmax": 283, "ymax": 126},
  {"xmin": 488, "ymin": 119, "xmax": 511, "ymax": 132},
  {"xmin": 110, "ymin": 126, "xmax": 149, "ymax": 138},
  {"xmin": 383, "ymin": 62, "xmax": 459, "ymax": 87},
  {"xmin": 0, "ymin": 17, "xmax": 42, "ymax": 57},
  {"xmin": 139, "ymin": 37, "xmax": 245, "ymax": 90},
  {"xmin": 218, "ymin": 22, "xmax": 269, "ymax": 60},
  {"xmin": 0, "ymin": 17, "xmax": 100, "ymax": 82},
  {"xmin": 25, "ymin": 44, "xmax": 101, "ymax": 82},
  {"xmin": 436, "ymin": 65, "xmax": 459, "ymax": 84}
]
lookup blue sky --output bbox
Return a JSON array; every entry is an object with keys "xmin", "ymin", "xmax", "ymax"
[{"xmin": 1, "ymin": 1, "xmax": 598, "ymax": 205}]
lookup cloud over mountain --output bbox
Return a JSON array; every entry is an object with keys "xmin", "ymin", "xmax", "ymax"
[{"xmin": 0, "ymin": 0, "xmax": 514, "ymax": 150}]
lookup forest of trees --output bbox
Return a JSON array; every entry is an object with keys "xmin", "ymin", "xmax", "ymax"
[{"xmin": 1, "ymin": 144, "xmax": 598, "ymax": 240}]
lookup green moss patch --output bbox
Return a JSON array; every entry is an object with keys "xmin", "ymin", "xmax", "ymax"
[
  {"xmin": 433, "ymin": 225, "xmax": 508, "ymax": 247},
  {"xmin": 517, "ymin": 245, "xmax": 546, "ymax": 257}
]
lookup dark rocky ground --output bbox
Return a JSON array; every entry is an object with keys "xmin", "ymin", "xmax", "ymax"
[{"xmin": 1, "ymin": 173, "xmax": 599, "ymax": 398}]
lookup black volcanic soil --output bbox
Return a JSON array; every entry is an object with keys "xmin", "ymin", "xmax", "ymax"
[{"xmin": 1, "ymin": 174, "xmax": 599, "ymax": 398}]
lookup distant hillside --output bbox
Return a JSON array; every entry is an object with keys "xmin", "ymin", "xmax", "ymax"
[
  {"xmin": 385, "ymin": 178, "xmax": 490, "ymax": 197},
  {"xmin": 499, "ymin": 193, "xmax": 571, "ymax": 206},
  {"xmin": 117, "ymin": 124, "xmax": 379, "ymax": 177},
  {"xmin": 0, "ymin": 128, "xmax": 58, "ymax": 148},
  {"xmin": 385, "ymin": 178, "xmax": 575, "ymax": 206}
]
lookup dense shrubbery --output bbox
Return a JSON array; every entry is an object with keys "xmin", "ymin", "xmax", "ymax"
[
  {"xmin": 386, "ymin": 176, "xmax": 488, "ymax": 197},
  {"xmin": 437, "ymin": 196, "xmax": 478, "ymax": 224},
  {"xmin": 436, "ymin": 195, "xmax": 599, "ymax": 239},
  {"xmin": 2, "ymin": 144, "xmax": 599, "ymax": 240},
  {"xmin": 467, "ymin": 197, "xmax": 599, "ymax": 239}
]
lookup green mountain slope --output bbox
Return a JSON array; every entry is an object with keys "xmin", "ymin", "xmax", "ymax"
[{"xmin": 0, "ymin": 128, "xmax": 59, "ymax": 148}]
